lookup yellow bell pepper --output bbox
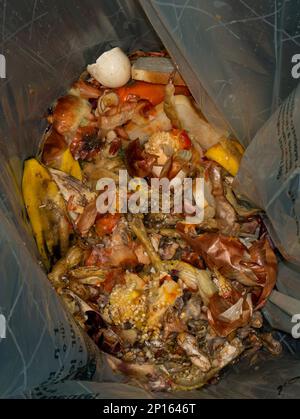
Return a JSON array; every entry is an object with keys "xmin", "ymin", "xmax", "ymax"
[
  {"xmin": 205, "ymin": 138, "xmax": 244, "ymax": 176},
  {"xmin": 59, "ymin": 148, "xmax": 82, "ymax": 181}
]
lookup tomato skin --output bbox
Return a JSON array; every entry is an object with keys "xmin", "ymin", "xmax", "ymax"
[
  {"xmin": 179, "ymin": 130, "xmax": 192, "ymax": 149},
  {"xmin": 95, "ymin": 213, "xmax": 121, "ymax": 237},
  {"xmin": 116, "ymin": 81, "xmax": 165, "ymax": 105},
  {"xmin": 116, "ymin": 81, "xmax": 190, "ymax": 106},
  {"xmin": 171, "ymin": 128, "xmax": 192, "ymax": 150}
]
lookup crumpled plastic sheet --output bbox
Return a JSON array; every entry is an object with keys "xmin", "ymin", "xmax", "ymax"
[{"xmin": 1, "ymin": 0, "xmax": 300, "ymax": 399}]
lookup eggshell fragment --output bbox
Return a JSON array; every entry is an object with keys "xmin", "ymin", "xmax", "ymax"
[{"xmin": 87, "ymin": 47, "xmax": 131, "ymax": 88}]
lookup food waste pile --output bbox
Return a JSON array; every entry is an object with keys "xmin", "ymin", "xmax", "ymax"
[{"xmin": 22, "ymin": 47, "xmax": 282, "ymax": 391}]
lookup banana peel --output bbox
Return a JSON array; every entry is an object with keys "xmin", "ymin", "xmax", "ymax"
[
  {"xmin": 22, "ymin": 158, "xmax": 71, "ymax": 270},
  {"xmin": 205, "ymin": 138, "xmax": 244, "ymax": 176}
]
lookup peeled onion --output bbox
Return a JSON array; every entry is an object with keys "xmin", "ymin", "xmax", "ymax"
[{"xmin": 87, "ymin": 47, "xmax": 131, "ymax": 88}]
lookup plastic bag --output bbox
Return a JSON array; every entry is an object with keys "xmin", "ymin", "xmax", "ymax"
[
  {"xmin": 0, "ymin": 0, "xmax": 161, "ymax": 399},
  {"xmin": 141, "ymin": 0, "xmax": 300, "ymax": 145},
  {"xmin": 234, "ymin": 85, "xmax": 300, "ymax": 263},
  {"xmin": 1, "ymin": 0, "xmax": 300, "ymax": 399}
]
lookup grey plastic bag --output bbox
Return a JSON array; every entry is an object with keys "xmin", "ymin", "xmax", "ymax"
[
  {"xmin": 1, "ymin": 0, "xmax": 300, "ymax": 399},
  {"xmin": 0, "ymin": 0, "xmax": 161, "ymax": 399},
  {"xmin": 141, "ymin": 0, "xmax": 300, "ymax": 145},
  {"xmin": 234, "ymin": 84, "xmax": 300, "ymax": 264}
]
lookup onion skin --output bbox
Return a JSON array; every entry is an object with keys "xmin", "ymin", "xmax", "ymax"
[{"xmin": 178, "ymin": 228, "xmax": 277, "ymax": 311}]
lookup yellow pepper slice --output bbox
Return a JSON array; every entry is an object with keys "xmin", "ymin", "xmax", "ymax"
[
  {"xmin": 205, "ymin": 138, "xmax": 244, "ymax": 176},
  {"xmin": 59, "ymin": 148, "xmax": 82, "ymax": 181}
]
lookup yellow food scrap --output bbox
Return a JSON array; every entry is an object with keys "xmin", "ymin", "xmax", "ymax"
[
  {"xmin": 205, "ymin": 138, "xmax": 244, "ymax": 176},
  {"xmin": 108, "ymin": 273, "xmax": 147, "ymax": 330},
  {"xmin": 59, "ymin": 148, "xmax": 82, "ymax": 181},
  {"xmin": 147, "ymin": 278, "xmax": 182, "ymax": 328},
  {"xmin": 107, "ymin": 272, "xmax": 182, "ymax": 333},
  {"xmin": 22, "ymin": 158, "xmax": 70, "ymax": 270},
  {"xmin": 212, "ymin": 268, "xmax": 232, "ymax": 299}
]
